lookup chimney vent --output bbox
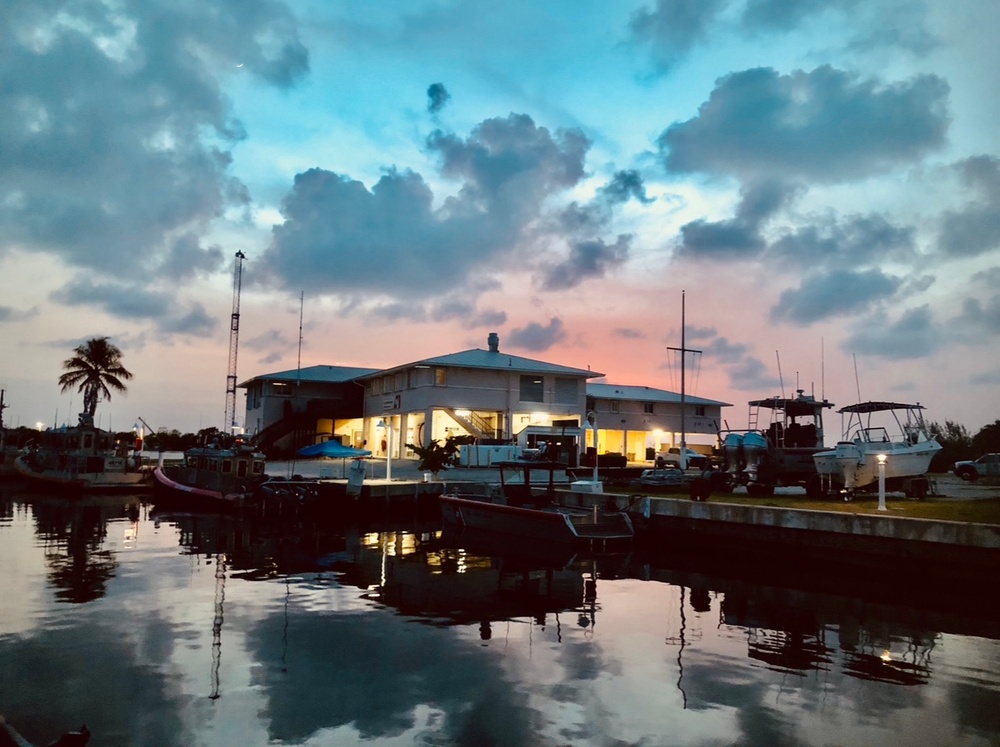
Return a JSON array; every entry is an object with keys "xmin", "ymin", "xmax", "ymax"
[{"xmin": 487, "ymin": 332, "xmax": 500, "ymax": 352}]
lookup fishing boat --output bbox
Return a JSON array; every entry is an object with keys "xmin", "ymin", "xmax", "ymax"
[
  {"xmin": 439, "ymin": 459, "xmax": 634, "ymax": 549},
  {"xmin": 153, "ymin": 438, "xmax": 270, "ymax": 510},
  {"xmin": 719, "ymin": 390, "xmax": 834, "ymax": 496},
  {"xmin": 812, "ymin": 401, "xmax": 941, "ymax": 499},
  {"xmin": 13, "ymin": 417, "xmax": 151, "ymax": 492}
]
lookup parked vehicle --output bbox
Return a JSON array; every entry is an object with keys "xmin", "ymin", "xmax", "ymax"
[
  {"xmin": 655, "ymin": 447, "xmax": 710, "ymax": 469},
  {"xmin": 953, "ymin": 453, "xmax": 1000, "ymax": 481}
]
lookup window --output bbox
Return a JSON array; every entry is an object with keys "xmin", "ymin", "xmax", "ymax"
[
  {"xmin": 643, "ymin": 403, "xmax": 655, "ymax": 414},
  {"xmin": 273, "ymin": 382, "xmax": 291, "ymax": 397},
  {"xmin": 394, "ymin": 373, "xmax": 404, "ymax": 390},
  {"xmin": 520, "ymin": 375, "xmax": 544, "ymax": 403},
  {"xmin": 695, "ymin": 406, "xmax": 706, "ymax": 416},
  {"xmin": 609, "ymin": 401, "xmax": 620, "ymax": 413},
  {"xmin": 435, "ymin": 368, "xmax": 447, "ymax": 386},
  {"xmin": 554, "ymin": 377, "xmax": 577, "ymax": 404}
]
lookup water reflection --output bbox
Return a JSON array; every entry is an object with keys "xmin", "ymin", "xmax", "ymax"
[{"xmin": 0, "ymin": 483, "xmax": 998, "ymax": 746}]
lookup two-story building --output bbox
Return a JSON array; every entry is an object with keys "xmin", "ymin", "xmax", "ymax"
[{"xmin": 238, "ymin": 333, "xmax": 731, "ymax": 464}]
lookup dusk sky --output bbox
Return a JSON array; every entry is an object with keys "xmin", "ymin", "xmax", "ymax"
[{"xmin": 1, "ymin": 0, "xmax": 998, "ymax": 436}]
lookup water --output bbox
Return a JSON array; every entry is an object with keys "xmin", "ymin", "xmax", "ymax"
[{"xmin": 1, "ymin": 482, "xmax": 998, "ymax": 747}]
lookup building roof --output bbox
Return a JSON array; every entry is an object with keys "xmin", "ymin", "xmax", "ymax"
[
  {"xmin": 355, "ymin": 348, "xmax": 604, "ymax": 379},
  {"xmin": 238, "ymin": 365, "xmax": 379, "ymax": 388},
  {"xmin": 588, "ymin": 383, "xmax": 731, "ymax": 408}
]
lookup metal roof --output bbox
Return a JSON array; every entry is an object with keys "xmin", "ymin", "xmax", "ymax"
[
  {"xmin": 587, "ymin": 383, "xmax": 730, "ymax": 407},
  {"xmin": 238, "ymin": 365, "xmax": 379, "ymax": 388},
  {"xmin": 354, "ymin": 348, "xmax": 603, "ymax": 379}
]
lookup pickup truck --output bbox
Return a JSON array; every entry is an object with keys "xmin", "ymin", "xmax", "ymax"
[{"xmin": 953, "ymin": 453, "xmax": 1000, "ymax": 481}]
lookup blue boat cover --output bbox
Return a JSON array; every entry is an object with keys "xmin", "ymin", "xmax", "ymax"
[{"xmin": 296, "ymin": 441, "xmax": 372, "ymax": 458}]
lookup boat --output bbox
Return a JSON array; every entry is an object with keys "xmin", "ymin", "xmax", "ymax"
[
  {"xmin": 439, "ymin": 459, "xmax": 634, "ymax": 549},
  {"xmin": 719, "ymin": 390, "xmax": 834, "ymax": 496},
  {"xmin": 812, "ymin": 401, "xmax": 941, "ymax": 499},
  {"xmin": 13, "ymin": 416, "xmax": 151, "ymax": 492},
  {"xmin": 153, "ymin": 438, "xmax": 270, "ymax": 510}
]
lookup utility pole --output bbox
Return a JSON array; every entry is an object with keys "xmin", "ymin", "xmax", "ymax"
[{"xmin": 225, "ymin": 251, "xmax": 246, "ymax": 435}]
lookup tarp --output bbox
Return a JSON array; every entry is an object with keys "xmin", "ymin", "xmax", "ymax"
[{"xmin": 296, "ymin": 441, "xmax": 372, "ymax": 459}]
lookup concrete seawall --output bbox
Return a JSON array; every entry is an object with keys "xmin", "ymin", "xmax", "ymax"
[{"xmin": 558, "ymin": 489, "xmax": 1000, "ymax": 572}]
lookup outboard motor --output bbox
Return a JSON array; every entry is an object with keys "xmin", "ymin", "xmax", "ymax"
[
  {"xmin": 722, "ymin": 433, "xmax": 744, "ymax": 476},
  {"xmin": 741, "ymin": 431, "xmax": 769, "ymax": 482}
]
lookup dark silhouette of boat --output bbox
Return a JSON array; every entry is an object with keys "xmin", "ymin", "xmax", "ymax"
[{"xmin": 439, "ymin": 459, "xmax": 634, "ymax": 550}]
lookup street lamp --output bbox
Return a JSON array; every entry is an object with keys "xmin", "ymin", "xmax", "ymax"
[
  {"xmin": 378, "ymin": 418, "xmax": 393, "ymax": 481},
  {"xmin": 877, "ymin": 453, "xmax": 887, "ymax": 511}
]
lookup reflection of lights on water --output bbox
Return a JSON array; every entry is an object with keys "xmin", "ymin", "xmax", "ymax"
[
  {"xmin": 881, "ymin": 649, "xmax": 892, "ymax": 663},
  {"xmin": 123, "ymin": 521, "xmax": 138, "ymax": 548}
]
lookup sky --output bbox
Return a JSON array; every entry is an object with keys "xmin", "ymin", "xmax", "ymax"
[{"xmin": 1, "ymin": 0, "xmax": 998, "ymax": 437}]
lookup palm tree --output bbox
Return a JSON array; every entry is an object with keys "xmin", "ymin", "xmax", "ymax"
[{"xmin": 58, "ymin": 337, "xmax": 133, "ymax": 425}]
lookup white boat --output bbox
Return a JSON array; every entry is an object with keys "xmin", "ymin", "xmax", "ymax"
[
  {"xmin": 14, "ymin": 419, "xmax": 151, "ymax": 492},
  {"xmin": 813, "ymin": 401, "xmax": 941, "ymax": 498}
]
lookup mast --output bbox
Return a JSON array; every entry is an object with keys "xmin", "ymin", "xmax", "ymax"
[
  {"xmin": 224, "ymin": 250, "xmax": 246, "ymax": 435},
  {"xmin": 666, "ymin": 291, "xmax": 701, "ymax": 469}
]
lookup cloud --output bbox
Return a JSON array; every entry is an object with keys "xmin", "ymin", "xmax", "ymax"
[
  {"xmin": 261, "ymin": 114, "xmax": 636, "ymax": 309},
  {"xmin": 50, "ymin": 277, "xmax": 215, "ymax": 337},
  {"xmin": 843, "ymin": 304, "xmax": 940, "ymax": 359},
  {"xmin": 677, "ymin": 180, "xmax": 800, "ymax": 258},
  {"xmin": 541, "ymin": 236, "xmax": 631, "ymax": 290},
  {"xmin": 0, "ymin": 0, "xmax": 306, "ymax": 323},
  {"xmin": 937, "ymin": 156, "xmax": 1000, "ymax": 257},
  {"xmin": 0, "ymin": 305, "xmax": 39, "ymax": 323},
  {"xmin": 613, "ymin": 328, "xmax": 646, "ymax": 340},
  {"xmin": 770, "ymin": 268, "xmax": 902, "ymax": 324},
  {"xmin": 507, "ymin": 318, "xmax": 566, "ymax": 351},
  {"xmin": 430, "ymin": 299, "xmax": 508, "ymax": 327},
  {"xmin": 659, "ymin": 66, "xmax": 949, "ymax": 183},
  {"xmin": 427, "ymin": 82, "xmax": 451, "ymax": 113},
  {"xmin": 629, "ymin": 0, "xmax": 727, "ymax": 73},
  {"xmin": 770, "ymin": 213, "xmax": 917, "ymax": 268}
]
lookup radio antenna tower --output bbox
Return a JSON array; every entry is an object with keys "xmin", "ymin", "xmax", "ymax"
[{"xmin": 225, "ymin": 250, "xmax": 246, "ymax": 435}]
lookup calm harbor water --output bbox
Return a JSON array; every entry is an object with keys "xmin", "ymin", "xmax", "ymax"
[{"xmin": 1, "ymin": 482, "xmax": 999, "ymax": 747}]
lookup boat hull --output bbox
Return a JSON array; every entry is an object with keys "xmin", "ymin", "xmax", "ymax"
[
  {"xmin": 813, "ymin": 439, "xmax": 941, "ymax": 491},
  {"xmin": 440, "ymin": 495, "xmax": 633, "ymax": 546},
  {"xmin": 14, "ymin": 454, "xmax": 151, "ymax": 492},
  {"xmin": 152, "ymin": 465, "xmax": 243, "ymax": 510}
]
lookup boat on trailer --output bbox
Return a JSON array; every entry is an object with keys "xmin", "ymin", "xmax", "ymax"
[
  {"xmin": 439, "ymin": 459, "xmax": 634, "ymax": 550},
  {"xmin": 812, "ymin": 401, "xmax": 941, "ymax": 499},
  {"xmin": 719, "ymin": 390, "xmax": 833, "ymax": 496}
]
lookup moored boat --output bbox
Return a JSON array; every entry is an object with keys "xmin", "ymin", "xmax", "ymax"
[
  {"xmin": 13, "ymin": 417, "xmax": 151, "ymax": 492},
  {"xmin": 812, "ymin": 401, "xmax": 941, "ymax": 499},
  {"xmin": 439, "ymin": 459, "xmax": 634, "ymax": 549},
  {"xmin": 153, "ymin": 438, "xmax": 269, "ymax": 510}
]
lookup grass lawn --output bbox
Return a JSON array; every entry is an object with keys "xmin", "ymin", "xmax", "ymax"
[{"xmin": 662, "ymin": 493, "xmax": 1000, "ymax": 525}]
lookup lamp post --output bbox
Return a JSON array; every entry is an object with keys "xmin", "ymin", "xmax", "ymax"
[
  {"xmin": 587, "ymin": 411, "xmax": 598, "ymax": 484},
  {"xmin": 378, "ymin": 418, "xmax": 393, "ymax": 481},
  {"xmin": 877, "ymin": 453, "xmax": 887, "ymax": 511}
]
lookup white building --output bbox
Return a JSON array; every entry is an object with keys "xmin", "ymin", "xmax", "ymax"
[{"xmin": 240, "ymin": 333, "xmax": 731, "ymax": 465}]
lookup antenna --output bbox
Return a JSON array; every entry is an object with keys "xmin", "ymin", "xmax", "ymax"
[
  {"xmin": 775, "ymin": 350, "xmax": 785, "ymax": 398},
  {"xmin": 296, "ymin": 291, "xmax": 304, "ymax": 377},
  {"xmin": 224, "ymin": 250, "xmax": 246, "ymax": 435},
  {"xmin": 821, "ymin": 337, "xmax": 825, "ymax": 402},
  {"xmin": 853, "ymin": 354, "xmax": 862, "ymax": 403}
]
